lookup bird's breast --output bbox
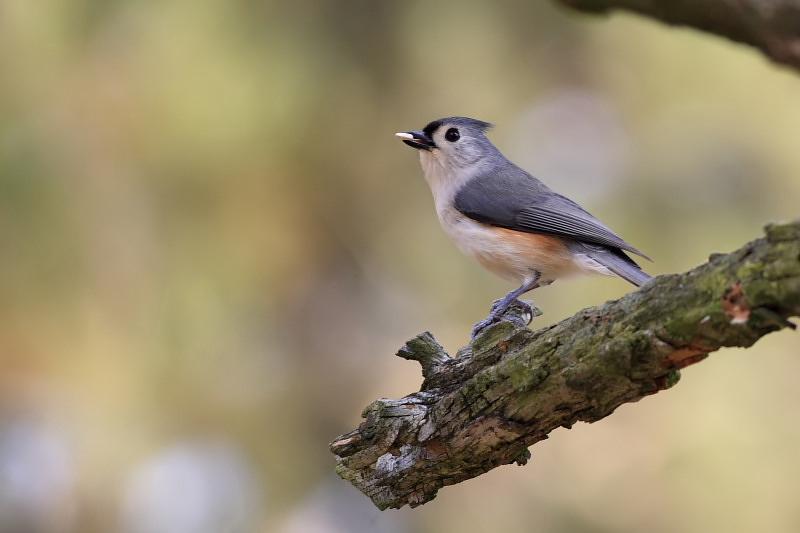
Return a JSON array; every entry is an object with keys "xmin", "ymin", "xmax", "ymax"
[{"xmin": 436, "ymin": 207, "xmax": 577, "ymax": 283}]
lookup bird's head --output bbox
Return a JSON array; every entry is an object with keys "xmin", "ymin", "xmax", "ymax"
[{"xmin": 395, "ymin": 117, "xmax": 497, "ymax": 172}]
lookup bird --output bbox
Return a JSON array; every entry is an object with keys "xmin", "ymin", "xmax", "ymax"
[{"xmin": 395, "ymin": 116, "xmax": 652, "ymax": 338}]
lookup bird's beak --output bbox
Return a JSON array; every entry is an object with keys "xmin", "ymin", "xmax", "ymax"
[{"xmin": 395, "ymin": 130, "xmax": 435, "ymax": 151}]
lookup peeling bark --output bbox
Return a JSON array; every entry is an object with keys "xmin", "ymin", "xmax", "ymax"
[
  {"xmin": 331, "ymin": 221, "xmax": 800, "ymax": 510},
  {"xmin": 557, "ymin": 0, "xmax": 800, "ymax": 72}
]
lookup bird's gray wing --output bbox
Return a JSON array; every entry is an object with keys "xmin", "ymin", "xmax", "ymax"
[
  {"xmin": 571, "ymin": 242, "xmax": 653, "ymax": 286},
  {"xmin": 453, "ymin": 165, "xmax": 650, "ymax": 260}
]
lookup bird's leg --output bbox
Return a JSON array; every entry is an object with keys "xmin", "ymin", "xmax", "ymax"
[{"xmin": 471, "ymin": 272, "xmax": 541, "ymax": 339}]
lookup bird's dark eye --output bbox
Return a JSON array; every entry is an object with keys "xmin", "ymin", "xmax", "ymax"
[{"xmin": 444, "ymin": 128, "xmax": 460, "ymax": 142}]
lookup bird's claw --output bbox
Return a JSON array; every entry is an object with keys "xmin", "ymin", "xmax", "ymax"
[
  {"xmin": 508, "ymin": 299, "xmax": 533, "ymax": 320},
  {"xmin": 471, "ymin": 315, "xmax": 499, "ymax": 339},
  {"xmin": 488, "ymin": 298, "xmax": 506, "ymax": 313},
  {"xmin": 471, "ymin": 299, "xmax": 535, "ymax": 339}
]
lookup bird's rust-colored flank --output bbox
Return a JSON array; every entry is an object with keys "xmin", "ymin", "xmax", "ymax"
[{"xmin": 474, "ymin": 227, "xmax": 574, "ymax": 282}]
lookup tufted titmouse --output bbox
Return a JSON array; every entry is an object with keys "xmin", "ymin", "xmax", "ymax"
[{"xmin": 395, "ymin": 116, "xmax": 652, "ymax": 338}]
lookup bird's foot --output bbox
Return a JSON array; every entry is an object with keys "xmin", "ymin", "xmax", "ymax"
[
  {"xmin": 509, "ymin": 299, "xmax": 533, "ymax": 318},
  {"xmin": 488, "ymin": 298, "xmax": 505, "ymax": 314},
  {"xmin": 471, "ymin": 299, "xmax": 535, "ymax": 339},
  {"xmin": 471, "ymin": 315, "xmax": 499, "ymax": 339}
]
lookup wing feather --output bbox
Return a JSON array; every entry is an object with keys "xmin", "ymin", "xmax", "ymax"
[{"xmin": 453, "ymin": 165, "xmax": 650, "ymax": 260}]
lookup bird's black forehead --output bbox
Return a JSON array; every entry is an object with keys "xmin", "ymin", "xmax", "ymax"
[
  {"xmin": 422, "ymin": 120, "xmax": 444, "ymax": 139},
  {"xmin": 422, "ymin": 117, "xmax": 493, "ymax": 138}
]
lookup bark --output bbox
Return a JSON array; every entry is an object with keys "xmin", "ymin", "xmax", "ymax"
[
  {"xmin": 558, "ymin": 0, "xmax": 800, "ymax": 72},
  {"xmin": 330, "ymin": 221, "xmax": 800, "ymax": 510}
]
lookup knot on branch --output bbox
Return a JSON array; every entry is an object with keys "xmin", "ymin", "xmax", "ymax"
[
  {"xmin": 396, "ymin": 332, "xmax": 450, "ymax": 380},
  {"xmin": 396, "ymin": 302, "xmax": 541, "ymax": 390}
]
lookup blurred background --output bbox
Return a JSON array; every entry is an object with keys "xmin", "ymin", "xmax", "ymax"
[{"xmin": 1, "ymin": 1, "xmax": 799, "ymax": 532}]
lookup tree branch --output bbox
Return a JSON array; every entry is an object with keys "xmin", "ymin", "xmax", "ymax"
[
  {"xmin": 330, "ymin": 221, "xmax": 800, "ymax": 510},
  {"xmin": 557, "ymin": 0, "xmax": 800, "ymax": 72}
]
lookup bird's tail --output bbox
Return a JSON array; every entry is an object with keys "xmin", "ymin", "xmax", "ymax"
[{"xmin": 579, "ymin": 244, "xmax": 653, "ymax": 287}]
